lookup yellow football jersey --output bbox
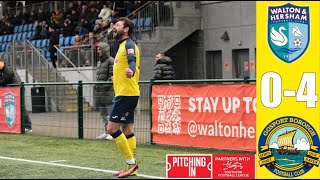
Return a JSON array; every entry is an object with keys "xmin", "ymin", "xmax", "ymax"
[{"xmin": 113, "ymin": 38, "xmax": 140, "ymax": 96}]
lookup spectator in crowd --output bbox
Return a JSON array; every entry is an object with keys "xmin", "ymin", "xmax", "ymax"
[
  {"xmin": 62, "ymin": 19, "xmax": 75, "ymax": 37},
  {"xmin": 75, "ymin": 18, "xmax": 90, "ymax": 35},
  {"xmin": 131, "ymin": 1, "xmax": 143, "ymax": 13},
  {"xmin": 69, "ymin": 34, "xmax": 84, "ymax": 66},
  {"xmin": 0, "ymin": 58, "xmax": 32, "ymax": 132},
  {"xmin": 98, "ymin": 3, "xmax": 112, "ymax": 24},
  {"xmin": 3, "ymin": 22, "xmax": 14, "ymax": 35},
  {"xmin": 96, "ymin": 1, "xmax": 104, "ymax": 11},
  {"xmin": 83, "ymin": 32, "xmax": 96, "ymax": 46},
  {"xmin": 94, "ymin": 22, "xmax": 102, "ymax": 35},
  {"xmin": 68, "ymin": 8, "xmax": 79, "ymax": 25},
  {"xmin": 16, "ymin": 1, "xmax": 24, "ymax": 8},
  {"xmin": 78, "ymin": 4, "xmax": 88, "ymax": 22},
  {"xmin": 95, "ymin": 42, "xmax": 114, "ymax": 140},
  {"xmin": 40, "ymin": 21, "xmax": 50, "ymax": 39},
  {"xmin": 85, "ymin": 5, "xmax": 99, "ymax": 31},
  {"xmin": 115, "ymin": 1, "xmax": 126, "ymax": 17},
  {"xmin": 38, "ymin": 9, "xmax": 47, "ymax": 23},
  {"xmin": 124, "ymin": 1, "xmax": 134, "ymax": 16},
  {"xmin": 29, "ymin": 11, "xmax": 38, "ymax": 23},
  {"xmin": 14, "ymin": 10, "xmax": 23, "ymax": 26},
  {"xmin": 22, "ymin": 9, "xmax": 30, "ymax": 24},
  {"xmin": 49, "ymin": 26, "xmax": 59, "ymax": 68},
  {"xmin": 0, "ymin": 19, "xmax": 4, "ymax": 35},
  {"xmin": 65, "ymin": 2, "xmax": 75, "ymax": 18},
  {"xmin": 110, "ymin": 10, "xmax": 120, "ymax": 24},
  {"xmin": 31, "ymin": 20, "xmax": 42, "ymax": 40},
  {"xmin": 153, "ymin": 52, "xmax": 176, "ymax": 80},
  {"xmin": 76, "ymin": 1, "xmax": 86, "ymax": 15},
  {"xmin": 101, "ymin": 20, "xmax": 109, "ymax": 33},
  {"xmin": 51, "ymin": 9, "xmax": 64, "ymax": 28}
]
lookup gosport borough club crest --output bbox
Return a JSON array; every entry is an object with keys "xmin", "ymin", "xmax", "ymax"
[
  {"xmin": 268, "ymin": 3, "xmax": 310, "ymax": 63},
  {"xmin": 258, "ymin": 116, "xmax": 320, "ymax": 178},
  {"xmin": 4, "ymin": 93, "xmax": 16, "ymax": 128}
]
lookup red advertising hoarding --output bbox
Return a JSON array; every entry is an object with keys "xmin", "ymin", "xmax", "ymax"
[
  {"xmin": 0, "ymin": 87, "xmax": 21, "ymax": 133},
  {"xmin": 152, "ymin": 84, "xmax": 256, "ymax": 151}
]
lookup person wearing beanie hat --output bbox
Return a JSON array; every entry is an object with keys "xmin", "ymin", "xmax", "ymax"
[
  {"xmin": 95, "ymin": 42, "xmax": 115, "ymax": 140},
  {"xmin": 0, "ymin": 58, "xmax": 33, "ymax": 132}
]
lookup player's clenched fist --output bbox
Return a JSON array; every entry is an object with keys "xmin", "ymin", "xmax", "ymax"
[{"xmin": 125, "ymin": 68, "xmax": 133, "ymax": 78}]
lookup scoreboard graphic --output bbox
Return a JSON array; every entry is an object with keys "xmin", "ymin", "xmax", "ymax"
[{"xmin": 256, "ymin": 1, "xmax": 320, "ymax": 179}]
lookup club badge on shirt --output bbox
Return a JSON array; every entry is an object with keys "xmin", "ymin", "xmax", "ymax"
[{"xmin": 127, "ymin": 49, "xmax": 135, "ymax": 55}]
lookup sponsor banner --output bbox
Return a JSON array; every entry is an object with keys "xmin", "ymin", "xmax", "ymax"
[
  {"xmin": 257, "ymin": 1, "xmax": 320, "ymax": 178},
  {"xmin": 212, "ymin": 154, "xmax": 255, "ymax": 179},
  {"xmin": 0, "ymin": 87, "xmax": 21, "ymax": 133},
  {"xmin": 152, "ymin": 84, "xmax": 256, "ymax": 151},
  {"xmin": 166, "ymin": 154, "xmax": 212, "ymax": 179}
]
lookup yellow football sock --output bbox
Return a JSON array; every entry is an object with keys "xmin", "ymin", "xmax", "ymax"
[
  {"xmin": 114, "ymin": 133, "xmax": 134, "ymax": 161},
  {"xmin": 127, "ymin": 135, "xmax": 136, "ymax": 160}
]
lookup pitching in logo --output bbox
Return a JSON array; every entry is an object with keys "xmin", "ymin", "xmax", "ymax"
[
  {"xmin": 268, "ymin": 3, "xmax": 309, "ymax": 63},
  {"xmin": 258, "ymin": 116, "xmax": 320, "ymax": 178},
  {"xmin": 4, "ymin": 93, "xmax": 16, "ymax": 128}
]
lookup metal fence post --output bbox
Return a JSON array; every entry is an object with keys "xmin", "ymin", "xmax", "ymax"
[
  {"xmin": 77, "ymin": 80, "xmax": 83, "ymax": 139},
  {"xmin": 20, "ymin": 82, "xmax": 25, "ymax": 134},
  {"xmin": 244, "ymin": 76, "xmax": 249, "ymax": 83},
  {"xmin": 149, "ymin": 79, "xmax": 155, "ymax": 145}
]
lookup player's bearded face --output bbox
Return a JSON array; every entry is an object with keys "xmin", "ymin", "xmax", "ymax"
[{"xmin": 113, "ymin": 22, "xmax": 125, "ymax": 40}]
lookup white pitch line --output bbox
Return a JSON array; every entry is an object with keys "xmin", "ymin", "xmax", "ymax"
[
  {"xmin": 0, "ymin": 156, "xmax": 165, "ymax": 179},
  {"xmin": 49, "ymin": 160, "xmax": 67, "ymax": 163}
]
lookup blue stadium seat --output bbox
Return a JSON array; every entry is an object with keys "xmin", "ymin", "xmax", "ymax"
[
  {"xmin": 32, "ymin": 24, "xmax": 36, "ymax": 31},
  {"xmin": 31, "ymin": 40, "xmax": 37, "ymax": 46},
  {"xmin": 21, "ymin": 32, "xmax": 27, "ymax": 40},
  {"xmin": 64, "ymin": 36, "xmax": 71, "ymax": 46},
  {"xmin": 26, "ymin": 32, "xmax": 33, "ymax": 39},
  {"xmin": 17, "ymin": 33, "xmax": 22, "ymax": 41},
  {"xmin": 27, "ymin": 24, "xmax": 33, "ymax": 31},
  {"xmin": 7, "ymin": 34, "xmax": 13, "ymax": 42},
  {"xmin": 2, "ymin": 43, "xmax": 8, "ymax": 51},
  {"xmin": 44, "ymin": 39, "xmax": 49, "ymax": 47},
  {"xmin": 12, "ymin": 34, "xmax": 18, "ymax": 41},
  {"xmin": 14, "ymin": 26, "xmax": 19, "ymax": 33},
  {"xmin": 137, "ymin": 18, "xmax": 145, "ymax": 29},
  {"xmin": 18, "ymin": 25, "xmax": 23, "ymax": 32},
  {"xmin": 70, "ymin": 36, "xmax": 75, "ymax": 45},
  {"xmin": 0, "ymin": 36, "xmax": 3, "ymax": 43},
  {"xmin": 59, "ymin": 37, "xmax": 65, "ymax": 46},
  {"xmin": 40, "ymin": 39, "xmax": 47, "ymax": 47},
  {"xmin": 3, "ymin": 35, "xmax": 8, "ymax": 42},
  {"xmin": 131, "ymin": 19, "xmax": 137, "ymax": 28},
  {"xmin": 46, "ymin": 50, "xmax": 51, "ymax": 60},
  {"xmin": 22, "ymin": 24, "xmax": 28, "ymax": 32},
  {"xmin": 142, "ymin": 17, "xmax": 152, "ymax": 31},
  {"xmin": 35, "ymin": 39, "xmax": 42, "ymax": 48}
]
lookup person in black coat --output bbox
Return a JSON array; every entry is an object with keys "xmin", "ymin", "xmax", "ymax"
[
  {"xmin": 49, "ymin": 26, "xmax": 60, "ymax": 68},
  {"xmin": 0, "ymin": 59, "xmax": 32, "ymax": 132},
  {"xmin": 95, "ymin": 42, "xmax": 114, "ymax": 140},
  {"xmin": 153, "ymin": 53, "xmax": 176, "ymax": 80}
]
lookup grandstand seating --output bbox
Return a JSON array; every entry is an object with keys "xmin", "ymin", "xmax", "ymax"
[
  {"xmin": 143, "ymin": 17, "xmax": 153, "ymax": 31},
  {"xmin": 0, "ymin": 11, "xmax": 153, "ymax": 54},
  {"xmin": 0, "ymin": 22, "xmax": 43, "ymax": 53}
]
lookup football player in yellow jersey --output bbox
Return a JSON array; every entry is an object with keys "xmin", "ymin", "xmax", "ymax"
[{"xmin": 107, "ymin": 17, "xmax": 140, "ymax": 178}]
